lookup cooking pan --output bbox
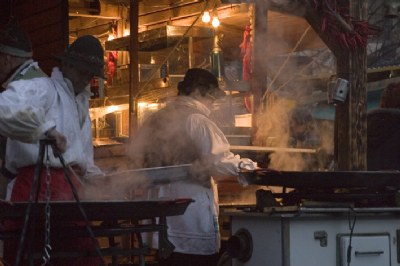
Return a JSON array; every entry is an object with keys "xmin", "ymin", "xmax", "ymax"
[
  {"xmin": 239, "ymin": 169, "xmax": 400, "ymax": 189},
  {"xmin": 0, "ymin": 198, "xmax": 193, "ymax": 221}
]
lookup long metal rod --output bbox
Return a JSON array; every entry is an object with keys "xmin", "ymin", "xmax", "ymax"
[
  {"xmin": 57, "ymin": 154, "xmax": 105, "ymax": 266},
  {"xmin": 15, "ymin": 139, "xmax": 46, "ymax": 266}
]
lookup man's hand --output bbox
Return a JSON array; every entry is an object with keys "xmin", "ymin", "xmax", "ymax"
[
  {"xmin": 238, "ymin": 158, "xmax": 258, "ymax": 171},
  {"xmin": 46, "ymin": 128, "xmax": 67, "ymax": 154}
]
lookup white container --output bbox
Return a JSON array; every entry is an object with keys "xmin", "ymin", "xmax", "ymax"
[{"xmin": 235, "ymin": 114, "xmax": 252, "ymax": 127}]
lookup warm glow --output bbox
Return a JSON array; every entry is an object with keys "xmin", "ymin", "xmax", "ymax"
[
  {"xmin": 147, "ymin": 103, "xmax": 159, "ymax": 110},
  {"xmin": 138, "ymin": 102, "xmax": 159, "ymax": 109},
  {"xmin": 202, "ymin": 11, "xmax": 211, "ymax": 23},
  {"xmin": 108, "ymin": 34, "xmax": 115, "ymax": 41},
  {"xmin": 123, "ymin": 28, "xmax": 130, "ymax": 36},
  {"xmin": 107, "ymin": 105, "xmax": 118, "ymax": 113},
  {"xmin": 211, "ymin": 16, "xmax": 220, "ymax": 28}
]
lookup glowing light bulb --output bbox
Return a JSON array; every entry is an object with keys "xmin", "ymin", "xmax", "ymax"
[
  {"xmin": 202, "ymin": 11, "xmax": 211, "ymax": 23},
  {"xmin": 212, "ymin": 16, "xmax": 220, "ymax": 28},
  {"xmin": 107, "ymin": 105, "xmax": 118, "ymax": 113},
  {"xmin": 108, "ymin": 33, "xmax": 115, "ymax": 41}
]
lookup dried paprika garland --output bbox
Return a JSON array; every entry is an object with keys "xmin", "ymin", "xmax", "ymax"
[{"xmin": 312, "ymin": 0, "xmax": 380, "ymax": 50}]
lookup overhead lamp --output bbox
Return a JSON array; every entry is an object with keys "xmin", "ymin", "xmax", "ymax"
[
  {"xmin": 108, "ymin": 33, "xmax": 115, "ymax": 41},
  {"xmin": 212, "ymin": 16, "xmax": 220, "ymax": 28},
  {"xmin": 202, "ymin": 11, "xmax": 211, "ymax": 23}
]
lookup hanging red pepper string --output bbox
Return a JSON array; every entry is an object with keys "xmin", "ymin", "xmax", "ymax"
[
  {"xmin": 240, "ymin": 24, "xmax": 252, "ymax": 81},
  {"xmin": 313, "ymin": 0, "xmax": 380, "ymax": 50}
]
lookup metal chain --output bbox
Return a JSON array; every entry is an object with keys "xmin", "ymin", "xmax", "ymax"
[{"xmin": 41, "ymin": 146, "xmax": 52, "ymax": 266}]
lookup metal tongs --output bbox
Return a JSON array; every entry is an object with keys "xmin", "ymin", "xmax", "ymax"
[{"xmin": 0, "ymin": 199, "xmax": 13, "ymax": 206}]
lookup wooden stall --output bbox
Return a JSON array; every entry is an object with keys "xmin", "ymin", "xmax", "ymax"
[{"xmin": 1, "ymin": 0, "xmax": 400, "ymax": 265}]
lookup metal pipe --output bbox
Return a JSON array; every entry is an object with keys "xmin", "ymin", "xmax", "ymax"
[{"xmin": 230, "ymin": 145, "xmax": 318, "ymax": 154}]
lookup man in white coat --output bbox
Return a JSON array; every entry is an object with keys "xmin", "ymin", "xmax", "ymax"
[
  {"xmin": 0, "ymin": 35, "xmax": 104, "ymax": 266},
  {"xmin": 0, "ymin": 21, "xmax": 48, "ymax": 199},
  {"xmin": 128, "ymin": 68, "xmax": 256, "ymax": 266}
]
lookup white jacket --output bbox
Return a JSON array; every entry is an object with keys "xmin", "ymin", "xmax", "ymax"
[
  {"xmin": 0, "ymin": 67, "xmax": 102, "ymax": 177},
  {"xmin": 132, "ymin": 96, "xmax": 243, "ymax": 255}
]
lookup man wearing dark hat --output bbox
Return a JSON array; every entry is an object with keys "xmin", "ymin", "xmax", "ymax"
[
  {"xmin": 128, "ymin": 68, "xmax": 257, "ymax": 266},
  {"xmin": 0, "ymin": 22, "xmax": 47, "ymax": 88},
  {"xmin": 0, "ymin": 35, "xmax": 104, "ymax": 265},
  {"xmin": 0, "ymin": 22, "xmax": 48, "ymax": 199}
]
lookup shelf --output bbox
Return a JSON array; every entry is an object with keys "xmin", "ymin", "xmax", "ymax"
[{"xmin": 105, "ymin": 25, "xmax": 214, "ymax": 51}]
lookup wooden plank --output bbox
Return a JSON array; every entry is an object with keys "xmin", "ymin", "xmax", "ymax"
[
  {"xmin": 1, "ymin": 0, "xmax": 68, "ymax": 75},
  {"xmin": 251, "ymin": 5, "xmax": 268, "ymax": 129},
  {"xmin": 29, "ymin": 24, "xmax": 66, "ymax": 47},
  {"xmin": 335, "ymin": 55, "xmax": 351, "ymax": 170},
  {"xmin": 129, "ymin": 0, "xmax": 140, "ymax": 137},
  {"xmin": 230, "ymin": 145, "xmax": 317, "ymax": 154},
  {"xmin": 304, "ymin": 4, "xmax": 343, "ymax": 57},
  {"xmin": 20, "ymin": 6, "xmax": 64, "ymax": 32},
  {"xmin": 334, "ymin": 0, "xmax": 368, "ymax": 171},
  {"xmin": 139, "ymin": 1, "xmax": 207, "ymax": 26},
  {"xmin": 34, "ymin": 41, "xmax": 65, "ymax": 58},
  {"xmin": 348, "ymin": 0, "xmax": 368, "ymax": 170},
  {"xmin": 13, "ymin": 0, "xmax": 63, "ymax": 16}
]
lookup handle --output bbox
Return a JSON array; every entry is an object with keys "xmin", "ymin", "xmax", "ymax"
[{"xmin": 354, "ymin": 250, "xmax": 384, "ymax": 256}]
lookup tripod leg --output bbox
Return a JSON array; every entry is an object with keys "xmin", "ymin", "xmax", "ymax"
[{"xmin": 15, "ymin": 140, "xmax": 46, "ymax": 266}]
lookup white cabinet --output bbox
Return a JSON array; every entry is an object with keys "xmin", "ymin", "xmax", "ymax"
[{"xmin": 227, "ymin": 208, "xmax": 400, "ymax": 266}]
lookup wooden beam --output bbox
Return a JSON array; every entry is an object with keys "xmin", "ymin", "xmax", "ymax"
[
  {"xmin": 330, "ymin": 0, "xmax": 368, "ymax": 171},
  {"xmin": 139, "ymin": 1, "xmax": 206, "ymax": 26},
  {"xmin": 69, "ymin": 1, "xmax": 121, "ymax": 19},
  {"xmin": 251, "ymin": 4, "xmax": 269, "ymax": 137},
  {"xmin": 129, "ymin": 0, "xmax": 139, "ymax": 138},
  {"xmin": 348, "ymin": 0, "xmax": 368, "ymax": 170}
]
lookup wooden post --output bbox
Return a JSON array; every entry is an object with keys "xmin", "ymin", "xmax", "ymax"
[
  {"xmin": 224, "ymin": 0, "xmax": 369, "ymax": 170},
  {"xmin": 335, "ymin": 0, "xmax": 368, "ymax": 170},
  {"xmin": 129, "ymin": 0, "xmax": 139, "ymax": 138},
  {"xmin": 250, "ymin": 3, "xmax": 269, "ymax": 136},
  {"xmin": 305, "ymin": 0, "xmax": 368, "ymax": 171}
]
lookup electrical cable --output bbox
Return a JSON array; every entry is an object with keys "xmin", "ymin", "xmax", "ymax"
[{"xmin": 346, "ymin": 207, "xmax": 357, "ymax": 266}]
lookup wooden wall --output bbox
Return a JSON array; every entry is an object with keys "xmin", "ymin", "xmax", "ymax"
[{"xmin": 0, "ymin": 0, "xmax": 69, "ymax": 75}]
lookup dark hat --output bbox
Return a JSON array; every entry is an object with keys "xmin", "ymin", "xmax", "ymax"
[
  {"xmin": 55, "ymin": 35, "xmax": 104, "ymax": 78},
  {"xmin": 0, "ymin": 21, "xmax": 32, "ymax": 58},
  {"xmin": 290, "ymin": 107, "xmax": 313, "ymax": 125},
  {"xmin": 178, "ymin": 68, "xmax": 225, "ymax": 99},
  {"xmin": 380, "ymin": 82, "xmax": 400, "ymax": 108}
]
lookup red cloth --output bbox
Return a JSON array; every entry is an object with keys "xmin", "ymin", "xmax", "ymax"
[
  {"xmin": 107, "ymin": 51, "xmax": 117, "ymax": 85},
  {"xmin": 3, "ymin": 166, "xmax": 104, "ymax": 266},
  {"xmin": 240, "ymin": 25, "xmax": 252, "ymax": 81}
]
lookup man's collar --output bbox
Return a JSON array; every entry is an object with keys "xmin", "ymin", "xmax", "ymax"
[{"xmin": 1, "ymin": 59, "xmax": 34, "ymax": 89}]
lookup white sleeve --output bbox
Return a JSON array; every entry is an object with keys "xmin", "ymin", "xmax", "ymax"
[
  {"xmin": 81, "ymin": 114, "xmax": 104, "ymax": 178},
  {"xmin": 0, "ymin": 78, "xmax": 56, "ymax": 142},
  {"xmin": 187, "ymin": 113, "xmax": 241, "ymax": 177}
]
